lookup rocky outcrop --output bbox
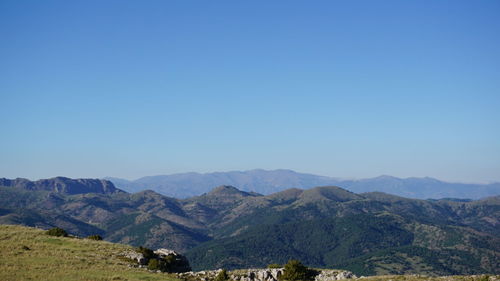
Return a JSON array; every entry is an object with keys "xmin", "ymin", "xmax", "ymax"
[
  {"xmin": 177, "ymin": 268, "xmax": 356, "ymax": 281},
  {"xmin": 122, "ymin": 250, "xmax": 146, "ymax": 265},
  {"xmin": 314, "ymin": 270, "xmax": 356, "ymax": 281},
  {"xmin": 178, "ymin": 269, "xmax": 282, "ymax": 281},
  {"xmin": 154, "ymin": 248, "xmax": 192, "ymax": 273},
  {"xmin": 231, "ymin": 268, "xmax": 283, "ymax": 281},
  {"xmin": 0, "ymin": 177, "xmax": 123, "ymax": 194},
  {"xmin": 122, "ymin": 247, "xmax": 191, "ymax": 273},
  {"xmin": 154, "ymin": 248, "xmax": 178, "ymax": 256}
]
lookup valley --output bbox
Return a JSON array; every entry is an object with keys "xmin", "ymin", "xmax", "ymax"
[{"xmin": 0, "ymin": 177, "xmax": 498, "ymax": 277}]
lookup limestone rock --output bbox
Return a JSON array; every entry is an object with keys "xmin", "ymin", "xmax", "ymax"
[
  {"xmin": 154, "ymin": 248, "xmax": 178, "ymax": 257},
  {"xmin": 314, "ymin": 269, "xmax": 357, "ymax": 281},
  {"xmin": 122, "ymin": 250, "xmax": 146, "ymax": 265},
  {"xmin": 176, "ymin": 268, "xmax": 355, "ymax": 281}
]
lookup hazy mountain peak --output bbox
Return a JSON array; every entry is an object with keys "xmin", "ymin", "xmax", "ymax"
[
  {"xmin": 208, "ymin": 185, "xmax": 253, "ymax": 197},
  {"xmin": 105, "ymin": 169, "xmax": 500, "ymax": 200},
  {"xmin": 370, "ymin": 175, "xmax": 401, "ymax": 181},
  {"xmin": 299, "ymin": 186, "xmax": 363, "ymax": 202},
  {"xmin": 134, "ymin": 189, "xmax": 165, "ymax": 197}
]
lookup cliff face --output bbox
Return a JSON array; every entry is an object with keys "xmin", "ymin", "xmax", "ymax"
[{"xmin": 0, "ymin": 177, "xmax": 123, "ymax": 195}]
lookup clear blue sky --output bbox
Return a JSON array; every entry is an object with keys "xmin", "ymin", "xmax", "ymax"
[{"xmin": 1, "ymin": 0, "xmax": 499, "ymax": 182}]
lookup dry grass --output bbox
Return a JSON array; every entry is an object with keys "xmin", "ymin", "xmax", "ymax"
[
  {"xmin": 359, "ymin": 274, "xmax": 498, "ymax": 281},
  {"xmin": 0, "ymin": 224, "xmax": 179, "ymax": 281}
]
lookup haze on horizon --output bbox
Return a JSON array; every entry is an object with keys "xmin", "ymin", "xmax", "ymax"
[{"xmin": 1, "ymin": 1, "xmax": 499, "ymax": 183}]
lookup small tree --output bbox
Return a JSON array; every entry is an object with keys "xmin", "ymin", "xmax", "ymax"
[
  {"xmin": 136, "ymin": 246, "xmax": 156, "ymax": 260},
  {"xmin": 214, "ymin": 269, "xmax": 229, "ymax": 281},
  {"xmin": 148, "ymin": 259, "xmax": 159, "ymax": 271},
  {"xmin": 279, "ymin": 260, "xmax": 314, "ymax": 281},
  {"xmin": 268, "ymin": 263, "xmax": 282, "ymax": 269},
  {"xmin": 46, "ymin": 227, "xmax": 68, "ymax": 237},
  {"xmin": 86, "ymin": 234, "xmax": 102, "ymax": 240}
]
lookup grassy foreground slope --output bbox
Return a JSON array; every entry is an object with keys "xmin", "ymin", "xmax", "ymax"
[
  {"xmin": 0, "ymin": 224, "xmax": 179, "ymax": 281},
  {"xmin": 0, "ymin": 225, "xmax": 497, "ymax": 281}
]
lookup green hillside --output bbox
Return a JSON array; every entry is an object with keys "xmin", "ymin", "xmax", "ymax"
[
  {"xmin": 1, "ymin": 179, "xmax": 499, "ymax": 277},
  {"xmin": 0, "ymin": 224, "xmax": 179, "ymax": 281},
  {"xmin": 186, "ymin": 212, "xmax": 499, "ymax": 276}
]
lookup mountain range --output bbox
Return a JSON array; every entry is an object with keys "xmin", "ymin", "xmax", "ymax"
[
  {"xmin": 0, "ymin": 176, "xmax": 499, "ymax": 276},
  {"xmin": 106, "ymin": 169, "xmax": 500, "ymax": 199}
]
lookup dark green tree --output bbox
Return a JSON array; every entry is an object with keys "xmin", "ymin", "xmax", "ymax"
[
  {"xmin": 136, "ymin": 246, "xmax": 156, "ymax": 260},
  {"xmin": 148, "ymin": 259, "xmax": 159, "ymax": 271},
  {"xmin": 214, "ymin": 269, "xmax": 229, "ymax": 281},
  {"xmin": 45, "ymin": 227, "xmax": 68, "ymax": 237},
  {"xmin": 279, "ymin": 260, "xmax": 314, "ymax": 281},
  {"xmin": 86, "ymin": 234, "xmax": 102, "ymax": 240}
]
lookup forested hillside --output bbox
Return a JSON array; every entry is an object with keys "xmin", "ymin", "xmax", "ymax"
[{"xmin": 0, "ymin": 177, "xmax": 498, "ymax": 276}]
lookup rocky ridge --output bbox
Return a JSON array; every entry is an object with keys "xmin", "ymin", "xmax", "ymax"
[
  {"xmin": 106, "ymin": 169, "xmax": 500, "ymax": 200},
  {"xmin": 177, "ymin": 268, "xmax": 357, "ymax": 281},
  {"xmin": 0, "ymin": 177, "xmax": 123, "ymax": 195}
]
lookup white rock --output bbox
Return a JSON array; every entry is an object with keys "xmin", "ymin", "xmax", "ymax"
[
  {"xmin": 122, "ymin": 250, "xmax": 146, "ymax": 265},
  {"xmin": 154, "ymin": 248, "xmax": 178, "ymax": 257}
]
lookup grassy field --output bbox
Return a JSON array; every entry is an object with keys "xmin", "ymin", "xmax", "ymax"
[
  {"xmin": 0, "ymin": 224, "xmax": 497, "ymax": 281},
  {"xmin": 0, "ymin": 224, "xmax": 179, "ymax": 281}
]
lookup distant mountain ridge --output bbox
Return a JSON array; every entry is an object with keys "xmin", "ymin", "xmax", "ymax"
[
  {"xmin": 0, "ymin": 177, "xmax": 123, "ymax": 195},
  {"xmin": 106, "ymin": 169, "xmax": 500, "ymax": 199}
]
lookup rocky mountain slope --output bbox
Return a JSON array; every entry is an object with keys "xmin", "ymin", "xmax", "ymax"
[
  {"xmin": 105, "ymin": 169, "xmax": 500, "ymax": 199},
  {"xmin": 0, "ymin": 177, "xmax": 499, "ymax": 276}
]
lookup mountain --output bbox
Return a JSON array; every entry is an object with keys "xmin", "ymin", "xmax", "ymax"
[
  {"xmin": 0, "ymin": 177, "xmax": 123, "ymax": 195},
  {"xmin": 1, "ymin": 177, "xmax": 499, "ymax": 276},
  {"xmin": 105, "ymin": 169, "xmax": 338, "ymax": 198},
  {"xmin": 185, "ymin": 190, "xmax": 500, "ymax": 275},
  {"xmin": 106, "ymin": 170, "xmax": 500, "ymax": 200},
  {"xmin": 0, "ymin": 178, "xmax": 209, "ymax": 252},
  {"xmin": 342, "ymin": 175, "xmax": 500, "ymax": 199}
]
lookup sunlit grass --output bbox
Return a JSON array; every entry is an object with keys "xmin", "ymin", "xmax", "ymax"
[
  {"xmin": 0, "ymin": 224, "xmax": 179, "ymax": 281},
  {"xmin": 358, "ymin": 275, "xmax": 495, "ymax": 281},
  {"xmin": 1, "ymin": 224, "xmax": 497, "ymax": 281}
]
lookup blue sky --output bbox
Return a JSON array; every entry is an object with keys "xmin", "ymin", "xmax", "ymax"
[{"xmin": 1, "ymin": 0, "xmax": 499, "ymax": 182}]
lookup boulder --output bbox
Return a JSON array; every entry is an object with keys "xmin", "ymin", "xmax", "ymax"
[
  {"xmin": 154, "ymin": 248, "xmax": 191, "ymax": 273},
  {"xmin": 154, "ymin": 248, "xmax": 178, "ymax": 257},
  {"xmin": 122, "ymin": 250, "xmax": 146, "ymax": 265}
]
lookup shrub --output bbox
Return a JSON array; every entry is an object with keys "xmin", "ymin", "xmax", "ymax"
[
  {"xmin": 214, "ymin": 269, "xmax": 229, "ymax": 281},
  {"xmin": 135, "ymin": 246, "xmax": 191, "ymax": 273},
  {"xmin": 136, "ymin": 246, "xmax": 156, "ymax": 260},
  {"xmin": 268, "ymin": 263, "xmax": 282, "ymax": 269},
  {"xmin": 86, "ymin": 234, "xmax": 103, "ymax": 240},
  {"xmin": 279, "ymin": 260, "xmax": 315, "ymax": 281},
  {"xmin": 46, "ymin": 227, "xmax": 68, "ymax": 237},
  {"xmin": 164, "ymin": 254, "xmax": 176, "ymax": 264},
  {"xmin": 148, "ymin": 259, "xmax": 159, "ymax": 271}
]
